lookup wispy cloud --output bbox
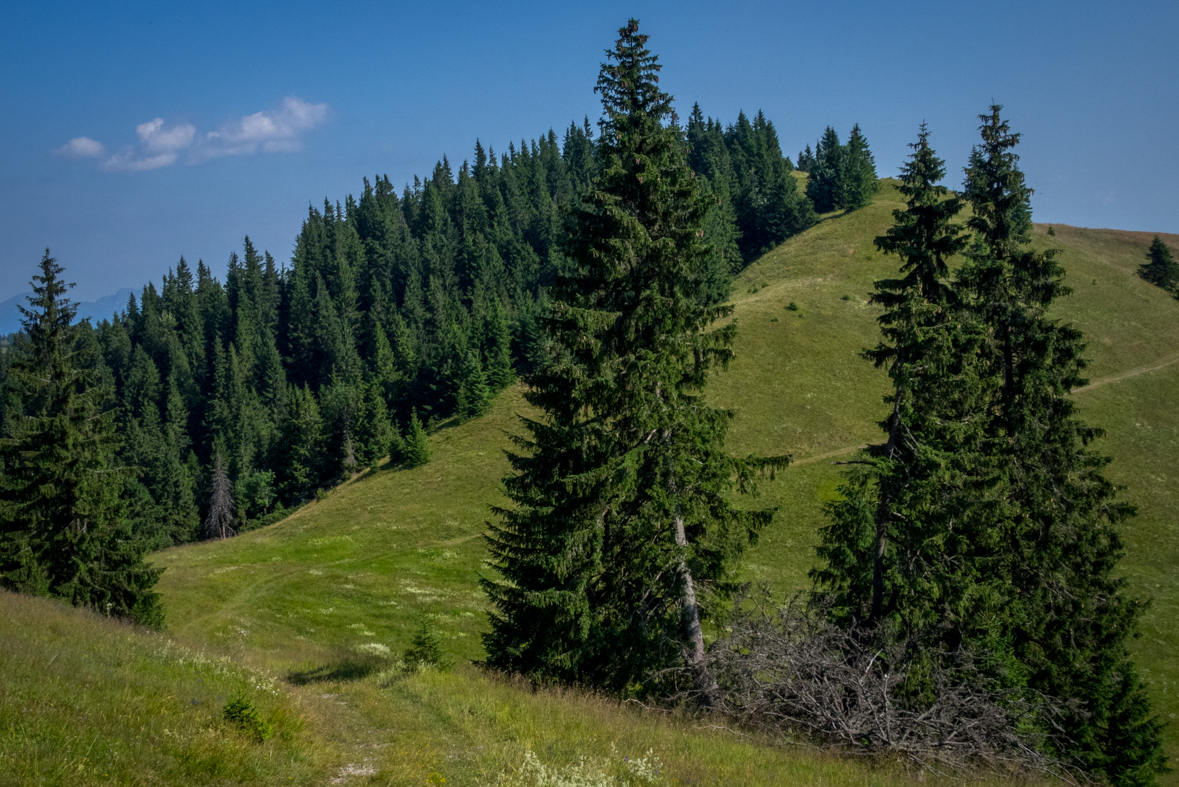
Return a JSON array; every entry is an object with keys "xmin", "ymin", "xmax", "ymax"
[
  {"xmin": 53, "ymin": 137, "xmax": 106, "ymax": 158},
  {"xmin": 199, "ymin": 97, "xmax": 330, "ymax": 161},
  {"xmin": 100, "ymin": 118, "xmax": 196, "ymax": 171},
  {"xmin": 56, "ymin": 97, "xmax": 329, "ymax": 173}
]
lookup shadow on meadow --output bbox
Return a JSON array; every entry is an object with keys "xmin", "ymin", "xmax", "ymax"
[{"xmin": 287, "ymin": 649, "xmax": 394, "ymax": 685}]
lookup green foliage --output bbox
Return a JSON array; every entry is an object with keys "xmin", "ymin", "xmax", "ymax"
[
  {"xmin": 813, "ymin": 123, "xmax": 971, "ymax": 629},
  {"xmin": 813, "ymin": 110, "xmax": 1165, "ymax": 784},
  {"xmin": 806, "ymin": 124, "xmax": 878, "ymax": 213},
  {"xmin": 223, "ymin": 695, "xmax": 274, "ymax": 742},
  {"xmin": 806, "ymin": 126, "xmax": 844, "ymax": 212},
  {"xmin": 841, "ymin": 124, "xmax": 880, "ymax": 211},
  {"xmin": 275, "ymin": 383, "xmax": 325, "ymax": 501},
  {"xmin": 354, "ymin": 377, "xmax": 393, "ymax": 467},
  {"xmin": 403, "ymin": 409, "xmax": 430, "ymax": 467},
  {"xmin": 687, "ymin": 103, "xmax": 815, "ymax": 264},
  {"xmin": 235, "ymin": 469, "xmax": 276, "ymax": 523},
  {"xmin": 956, "ymin": 105, "xmax": 1164, "ymax": 785},
  {"xmin": 148, "ymin": 174, "xmax": 1179, "ymax": 783},
  {"xmin": 456, "ymin": 350, "xmax": 491, "ymax": 423},
  {"xmin": 51, "ymin": 84, "xmax": 804, "ymax": 545},
  {"xmin": 402, "ymin": 619, "xmax": 452, "ymax": 670},
  {"xmin": 0, "ymin": 251, "xmax": 163, "ymax": 627},
  {"xmin": 795, "ymin": 144, "xmax": 816, "ymax": 173},
  {"xmin": 1139, "ymin": 235, "xmax": 1178, "ymax": 293},
  {"xmin": 483, "ymin": 20, "xmax": 780, "ymax": 695}
]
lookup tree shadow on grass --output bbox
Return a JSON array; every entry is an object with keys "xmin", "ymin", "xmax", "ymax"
[{"xmin": 286, "ymin": 651, "xmax": 393, "ymax": 685}]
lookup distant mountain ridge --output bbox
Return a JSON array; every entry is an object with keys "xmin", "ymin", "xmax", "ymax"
[{"xmin": 0, "ymin": 288, "xmax": 133, "ymax": 336}]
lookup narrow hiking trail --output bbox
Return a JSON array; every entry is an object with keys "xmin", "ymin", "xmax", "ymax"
[
  {"xmin": 790, "ymin": 352, "xmax": 1179, "ymax": 466},
  {"xmin": 1073, "ymin": 353, "xmax": 1179, "ymax": 394}
]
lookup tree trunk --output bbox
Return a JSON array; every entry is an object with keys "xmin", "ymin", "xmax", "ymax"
[{"xmin": 674, "ymin": 506, "xmax": 718, "ymax": 703}]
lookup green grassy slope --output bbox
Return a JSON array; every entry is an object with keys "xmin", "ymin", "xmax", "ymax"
[
  {"xmin": 9, "ymin": 184, "xmax": 1178, "ymax": 784},
  {"xmin": 0, "ymin": 591, "xmax": 330, "ymax": 786}
]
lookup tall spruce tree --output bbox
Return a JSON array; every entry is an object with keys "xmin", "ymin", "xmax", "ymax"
[
  {"xmin": 0, "ymin": 251, "xmax": 163, "ymax": 627},
  {"xmin": 483, "ymin": 20, "xmax": 778, "ymax": 695},
  {"xmin": 841, "ymin": 123, "xmax": 879, "ymax": 211},
  {"xmin": 813, "ymin": 124, "xmax": 977, "ymax": 632},
  {"xmin": 956, "ymin": 106, "xmax": 1164, "ymax": 785},
  {"xmin": 806, "ymin": 126, "xmax": 844, "ymax": 212}
]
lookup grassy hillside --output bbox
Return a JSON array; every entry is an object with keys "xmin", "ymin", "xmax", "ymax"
[
  {"xmin": 9, "ymin": 184, "xmax": 1178, "ymax": 784},
  {"xmin": 0, "ymin": 591, "xmax": 330, "ymax": 786}
]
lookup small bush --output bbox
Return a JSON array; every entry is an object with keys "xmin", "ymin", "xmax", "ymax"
[
  {"xmin": 403, "ymin": 619, "xmax": 451, "ymax": 671},
  {"xmin": 404, "ymin": 410, "xmax": 431, "ymax": 468},
  {"xmin": 840, "ymin": 294, "xmax": 851, "ymax": 301},
  {"xmin": 786, "ymin": 302, "xmax": 799, "ymax": 311},
  {"xmin": 223, "ymin": 695, "xmax": 273, "ymax": 742}
]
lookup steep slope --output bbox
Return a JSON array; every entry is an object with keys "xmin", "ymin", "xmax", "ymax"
[{"xmin": 28, "ymin": 184, "xmax": 1177, "ymax": 784}]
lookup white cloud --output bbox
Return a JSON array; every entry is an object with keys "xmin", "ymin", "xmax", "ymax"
[
  {"xmin": 197, "ymin": 97, "xmax": 329, "ymax": 161},
  {"xmin": 55, "ymin": 97, "xmax": 328, "ymax": 173},
  {"xmin": 54, "ymin": 137, "xmax": 105, "ymax": 158},
  {"xmin": 136, "ymin": 118, "xmax": 195, "ymax": 153}
]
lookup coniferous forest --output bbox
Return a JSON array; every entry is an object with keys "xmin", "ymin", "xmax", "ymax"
[
  {"xmin": 1, "ymin": 92, "xmax": 827, "ymax": 554},
  {"xmin": 0, "ymin": 18, "xmax": 1170, "ymax": 787}
]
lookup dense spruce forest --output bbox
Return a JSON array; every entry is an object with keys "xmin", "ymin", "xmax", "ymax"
[
  {"xmin": 0, "ymin": 100, "xmax": 860, "ymax": 554},
  {"xmin": 1, "ymin": 17, "xmax": 1172, "ymax": 787}
]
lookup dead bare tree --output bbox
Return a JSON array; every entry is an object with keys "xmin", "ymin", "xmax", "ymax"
[
  {"xmin": 676, "ymin": 591, "xmax": 1080, "ymax": 780},
  {"xmin": 203, "ymin": 451, "xmax": 236, "ymax": 540}
]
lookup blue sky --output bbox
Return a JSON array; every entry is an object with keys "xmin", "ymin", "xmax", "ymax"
[{"xmin": 2, "ymin": 0, "xmax": 1176, "ymax": 302}]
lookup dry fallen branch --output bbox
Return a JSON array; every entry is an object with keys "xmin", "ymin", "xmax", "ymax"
[{"xmin": 671, "ymin": 591, "xmax": 1083, "ymax": 781}]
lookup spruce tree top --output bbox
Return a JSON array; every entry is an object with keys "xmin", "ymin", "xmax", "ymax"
[
  {"xmin": 963, "ymin": 105, "xmax": 1033, "ymax": 256},
  {"xmin": 556, "ymin": 17, "xmax": 730, "ymax": 378},
  {"xmin": 595, "ymin": 20, "xmax": 673, "ymax": 150},
  {"xmin": 872, "ymin": 123, "xmax": 965, "ymax": 309},
  {"xmin": 19, "ymin": 251, "xmax": 78, "ymax": 389}
]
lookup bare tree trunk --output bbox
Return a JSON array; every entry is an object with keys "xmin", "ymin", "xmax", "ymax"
[
  {"xmin": 656, "ymin": 384, "xmax": 718, "ymax": 702},
  {"xmin": 674, "ymin": 505, "xmax": 718, "ymax": 702}
]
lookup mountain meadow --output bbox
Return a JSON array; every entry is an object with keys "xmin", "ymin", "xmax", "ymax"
[{"xmin": 3, "ymin": 21, "xmax": 1179, "ymax": 787}]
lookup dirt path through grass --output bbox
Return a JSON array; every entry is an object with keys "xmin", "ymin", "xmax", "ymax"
[
  {"xmin": 789, "ymin": 353, "xmax": 1179, "ymax": 466},
  {"xmin": 1073, "ymin": 353, "xmax": 1179, "ymax": 394}
]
